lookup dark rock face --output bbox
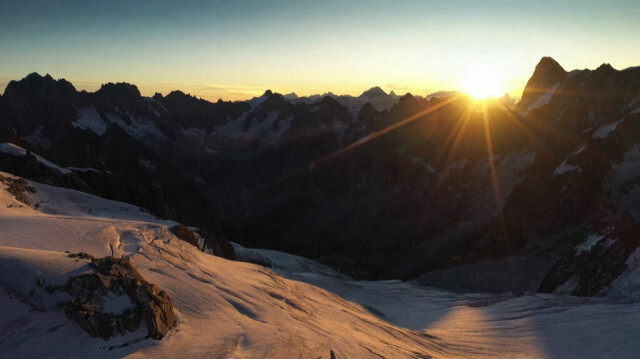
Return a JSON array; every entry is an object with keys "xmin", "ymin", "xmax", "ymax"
[
  {"xmin": 59, "ymin": 254, "xmax": 176, "ymax": 340},
  {"xmin": 0, "ymin": 150, "xmax": 93, "ymax": 192},
  {"xmin": 170, "ymin": 225, "xmax": 237, "ymax": 260},
  {"xmin": 160, "ymin": 90, "xmax": 248, "ymax": 129},
  {"xmin": 0, "ymin": 73, "xmax": 229, "ymax": 243},
  {"xmin": 518, "ymin": 57, "xmax": 568, "ymax": 112},
  {"xmin": 196, "ymin": 228, "xmax": 237, "ymax": 260},
  {"xmin": 1, "ymin": 73, "xmax": 78, "ymax": 136},
  {"xmin": 539, "ymin": 212, "xmax": 640, "ymax": 296}
]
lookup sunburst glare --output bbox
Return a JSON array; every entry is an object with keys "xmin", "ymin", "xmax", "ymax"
[{"xmin": 462, "ymin": 63, "xmax": 506, "ymax": 99}]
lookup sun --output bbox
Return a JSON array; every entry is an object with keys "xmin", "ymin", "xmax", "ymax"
[{"xmin": 462, "ymin": 63, "xmax": 506, "ymax": 100}]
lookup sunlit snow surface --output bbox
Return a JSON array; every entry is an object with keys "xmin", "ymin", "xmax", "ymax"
[{"xmin": 1, "ymin": 172, "xmax": 640, "ymax": 358}]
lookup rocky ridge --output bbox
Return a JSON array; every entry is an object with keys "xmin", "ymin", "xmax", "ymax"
[{"xmin": 57, "ymin": 253, "xmax": 176, "ymax": 340}]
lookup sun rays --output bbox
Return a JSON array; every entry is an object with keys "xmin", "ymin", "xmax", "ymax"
[
  {"xmin": 462, "ymin": 63, "xmax": 508, "ymax": 100},
  {"xmin": 310, "ymin": 93, "xmax": 537, "ymax": 254}
]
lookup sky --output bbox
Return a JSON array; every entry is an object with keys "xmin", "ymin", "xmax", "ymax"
[{"xmin": 1, "ymin": 0, "xmax": 639, "ymax": 101}]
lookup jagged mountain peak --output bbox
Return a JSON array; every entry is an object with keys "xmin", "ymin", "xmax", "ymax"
[
  {"xmin": 24, "ymin": 72, "xmax": 52, "ymax": 81},
  {"xmin": 262, "ymin": 89, "xmax": 274, "ymax": 97},
  {"xmin": 519, "ymin": 57, "xmax": 568, "ymax": 112},
  {"xmin": 535, "ymin": 56, "xmax": 566, "ymax": 74},
  {"xmin": 4, "ymin": 72, "xmax": 76, "ymax": 97},
  {"xmin": 527, "ymin": 56, "xmax": 568, "ymax": 86},
  {"xmin": 321, "ymin": 94, "xmax": 341, "ymax": 106},
  {"xmin": 259, "ymin": 92, "xmax": 288, "ymax": 110},
  {"xmin": 165, "ymin": 90, "xmax": 194, "ymax": 100},
  {"xmin": 162, "ymin": 90, "xmax": 214, "ymax": 108},
  {"xmin": 595, "ymin": 63, "xmax": 615, "ymax": 73},
  {"xmin": 398, "ymin": 92, "xmax": 416, "ymax": 103},
  {"xmin": 96, "ymin": 82, "xmax": 142, "ymax": 99}
]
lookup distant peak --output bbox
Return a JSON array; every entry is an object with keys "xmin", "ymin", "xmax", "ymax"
[
  {"xmin": 596, "ymin": 63, "xmax": 615, "ymax": 72},
  {"xmin": 534, "ymin": 57, "xmax": 566, "ymax": 75},
  {"xmin": 24, "ymin": 72, "xmax": 46, "ymax": 80},
  {"xmin": 398, "ymin": 93, "xmax": 416, "ymax": 103},
  {"xmin": 97, "ymin": 82, "xmax": 141, "ymax": 98},
  {"xmin": 166, "ymin": 90, "xmax": 207, "ymax": 104},
  {"xmin": 320, "ymin": 95, "xmax": 340, "ymax": 106},
  {"xmin": 5, "ymin": 72, "xmax": 76, "ymax": 96},
  {"xmin": 523, "ymin": 56, "xmax": 568, "ymax": 90},
  {"xmin": 167, "ymin": 90, "xmax": 187, "ymax": 98},
  {"xmin": 360, "ymin": 86, "xmax": 387, "ymax": 97},
  {"xmin": 20, "ymin": 72, "xmax": 57, "ymax": 84},
  {"xmin": 262, "ymin": 90, "xmax": 273, "ymax": 97},
  {"xmin": 518, "ymin": 57, "xmax": 568, "ymax": 112}
]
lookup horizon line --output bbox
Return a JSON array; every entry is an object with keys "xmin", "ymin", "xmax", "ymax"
[{"xmin": 0, "ymin": 72, "xmax": 525, "ymax": 103}]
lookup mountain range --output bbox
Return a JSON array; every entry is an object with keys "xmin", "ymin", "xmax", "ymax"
[{"xmin": 2, "ymin": 57, "xmax": 640, "ymax": 299}]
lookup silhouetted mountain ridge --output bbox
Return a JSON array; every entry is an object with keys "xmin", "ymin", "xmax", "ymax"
[{"xmin": 2, "ymin": 59, "xmax": 640, "ymax": 297}]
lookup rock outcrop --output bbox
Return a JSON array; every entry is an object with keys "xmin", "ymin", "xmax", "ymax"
[
  {"xmin": 170, "ymin": 224, "xmax": 237, "ymax": 260},
  {"xmin": 59, "ymin": 254, "xmax": 176, "ymax": 340},
  {"xmin": 0, "ymin": 173, "xmax": 36, "ymax": 206}
]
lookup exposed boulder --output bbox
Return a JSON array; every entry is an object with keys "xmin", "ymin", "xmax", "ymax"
[{"xmin": 59, "ymin": 254, "xmax": 176, "ymax": 340}]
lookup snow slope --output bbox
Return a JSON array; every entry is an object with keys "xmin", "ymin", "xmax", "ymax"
[
  {"xmin": 236, "ymin": 246, "xmax": 640, "ymax": 358},
  {"xmin": 0, "ymin": 173, "xmax": 445, "ymax": 358},
  {"xmin": 1, "ymin": 172, "xmax": 640, "ymax": 358}
]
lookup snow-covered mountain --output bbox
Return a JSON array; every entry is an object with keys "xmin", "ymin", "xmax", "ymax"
[
  {"xmin": 1, "ymin": 172, "xmax": 640, "ymax": 358},
  {"xmin": 2, "ymin": 58, "xmax": 640, "ymax": 299},
  {"xmin": 287, "ymin": 86, "xmax": 401, "ymax": 113}
]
